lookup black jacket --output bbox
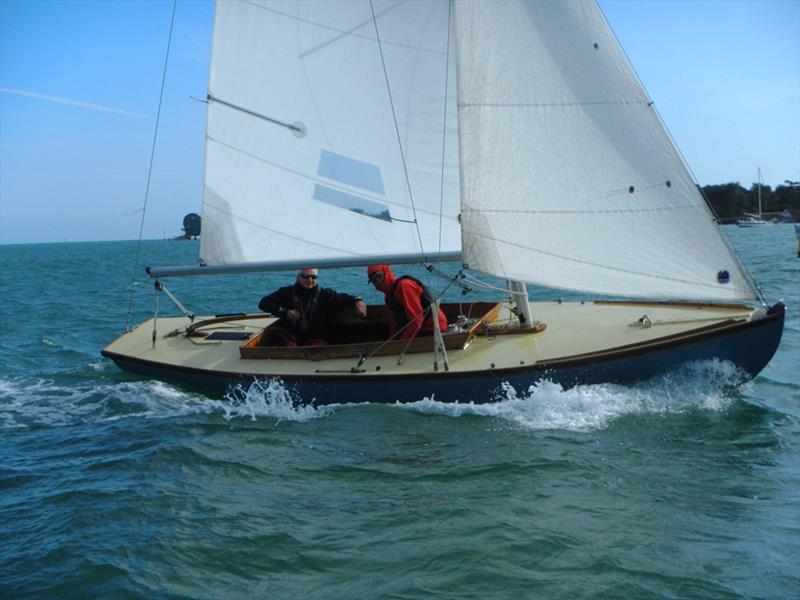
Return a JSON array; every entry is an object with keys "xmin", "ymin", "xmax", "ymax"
[{"xmin": 258, "ymin": 283, "xmax": 360, "ymax": 341}]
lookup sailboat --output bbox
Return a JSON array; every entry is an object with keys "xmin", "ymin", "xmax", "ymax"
[
  {"xmin": 737, "ymin": 168, "xmax": 772, "ymax": 227},
  {"xmin": 102, "ymin": 0, "xmax": 784, "ymax": 404}
]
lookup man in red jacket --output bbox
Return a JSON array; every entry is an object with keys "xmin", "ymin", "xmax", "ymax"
[{"xmin": 367, "ymin": 264, "xmax": 447, "ymax": 341}]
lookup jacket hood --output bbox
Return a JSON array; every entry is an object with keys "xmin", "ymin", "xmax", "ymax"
[
  {"xmin": 367, "ymin": 264, "xmax": 395, "ymax": 292},
  {"xmin": 367, "ymin": 264, "xmax": 394, "ymax": 282}
]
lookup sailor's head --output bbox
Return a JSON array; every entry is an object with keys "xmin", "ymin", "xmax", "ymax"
[
  {"xmin": 297, "ymin": 267, "xmax": 318, "ymax": 289},
  {"xmin": 367, "ymin": 264, "xmax": 393, "ymax": 292}
]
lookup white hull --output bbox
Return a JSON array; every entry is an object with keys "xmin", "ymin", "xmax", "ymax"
[{"xmin": 736, "ymin": 218, "xmax": 771, "ymax": 227}]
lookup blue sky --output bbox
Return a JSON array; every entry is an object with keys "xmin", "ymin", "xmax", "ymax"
[{"xmin": 1, "ymin": 0, "xmax": 798, "ymax": 244}]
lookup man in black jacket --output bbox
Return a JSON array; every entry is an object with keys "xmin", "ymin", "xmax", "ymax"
[{"xmin": 258, "ymin": 268, "xmax": 367, "ymax": 346}]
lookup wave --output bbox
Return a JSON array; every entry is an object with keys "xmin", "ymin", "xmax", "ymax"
[
  {"xmin": 400, "ymin": 358, "xmax": 748, "ymax": 431},
  {"xmin": 0, "ymin": 378, "xmax": 219, "ymax": 430},
  {"xmin": 0, "ymin": 375, "xmax": 335, "ymax": 430},
  {"xmin": 0, "ymin": 359, "xmax": 748, "ymax": 431}
]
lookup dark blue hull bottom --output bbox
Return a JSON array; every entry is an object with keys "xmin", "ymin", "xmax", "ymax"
[{"xmin": 106, "ymin": 303, "xmax": 785, "ymax": 405}]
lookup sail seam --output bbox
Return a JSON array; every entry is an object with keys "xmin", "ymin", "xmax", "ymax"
[
  {"xmin": 464, "ymin": 230, "xmax": 746, "ymax": 292},
  {"xmin": 465, "ymin": 205, "xmax": 699, "ymax": 215},
  {"xmin": 203, "ymin": 201, "xmax": 363, "ymax": 256},
  {"xmin": 241, "ymin": 1, "xmax": 445, "ymax": 58},
  {"xmin": 459, "ymin": 100, "xmax": 648, "ymax": 108}
]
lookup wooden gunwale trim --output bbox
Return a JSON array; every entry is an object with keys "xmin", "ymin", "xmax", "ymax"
[
  {"xmin": 483, "ymin": 322, "xmax": 547, "ymax": 336},
  {"xmin": 593, "ymin": 300, "xmax": 754, "ymax": 311}
]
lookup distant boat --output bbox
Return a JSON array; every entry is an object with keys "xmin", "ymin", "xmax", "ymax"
[
  {"xmin": 737, "ymin": 168, "xmax": 772, "ymax": 227},
  {"xmin": 736, "ymin": 215, "xmax": 771, "ymax": 227},
  {"xmin": 102, "ymin": 0, "xmax": 784, "ymax": 403},
  {"xmin": 736, "ymin": 216, "xmax": 771, "ymax": 227}
]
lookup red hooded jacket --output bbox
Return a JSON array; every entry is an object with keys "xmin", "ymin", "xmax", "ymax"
[{"xmin": 367, "ymin": 265, "xmax": 448, "ymax": 340}]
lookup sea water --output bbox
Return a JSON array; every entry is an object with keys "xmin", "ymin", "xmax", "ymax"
[{"xmin": 1, "ymin": 226, "xmax": 798, "ymax": 598}]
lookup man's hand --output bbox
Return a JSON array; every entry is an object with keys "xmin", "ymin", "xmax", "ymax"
[
  {"xmin": 286, "ymin": 309, "xmax": 301, "ymax": 321},
  {"xmin": 355, "ymin": 300, "xmax": 367, "ymax": 317}
]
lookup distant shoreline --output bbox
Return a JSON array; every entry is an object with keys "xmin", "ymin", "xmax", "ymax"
[{"xmin": 3, "ymin": 225, "xmax": 800, "ymax": 247}]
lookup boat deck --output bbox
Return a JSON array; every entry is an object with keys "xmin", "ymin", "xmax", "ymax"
[{"xmin": 103, "ymin": 300, "xmax": 758, "ymax": 378}]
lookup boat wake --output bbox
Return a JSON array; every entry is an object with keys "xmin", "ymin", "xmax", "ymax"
[
  {"xmin": 0, "ymin": 377, "xmax": 222, "ymax": 430},
  {"xmin": 0, "ymin": 359, "xmax": 749, "ymax": 431},
  {"xmin": 0, "ymin": 375, "xmax": 335, "ymax": 430},
  {"xmin": 396, "ymin": 358, "xmax": 750, "ymax": 431},
  {"xmin": 217, "ymin": 358, "xmax": 749, "ymax": 431}
]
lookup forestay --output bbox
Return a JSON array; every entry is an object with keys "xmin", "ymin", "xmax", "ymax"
[
  {"xmin": 200, "ymin": 0, "xmax": 460, "ymax": 269},
  {"xmin": 454, "ymin": 0, "xmax": 757, "ymax": 301}
]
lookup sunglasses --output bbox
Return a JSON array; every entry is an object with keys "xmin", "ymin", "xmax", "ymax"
[{"xmin": 299, "ymin": 274, "xmax": 318, "ymax": 280}]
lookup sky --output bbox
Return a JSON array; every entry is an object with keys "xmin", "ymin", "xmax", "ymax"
[{"xmin": 0, "ymin": 0, "xmax": 798, "ymax": 245}]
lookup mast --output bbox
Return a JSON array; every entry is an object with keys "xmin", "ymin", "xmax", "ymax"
[
  {"xmin": 758, "ymin": 167, "xmax": 763, "ymax": 218},
  {"xmin": 508, "ymin": 279, "xmax": 534, "ymax": 329}
]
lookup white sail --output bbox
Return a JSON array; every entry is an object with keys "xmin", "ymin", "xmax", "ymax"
[
  {"xmin": 453, "ymin": 0, "xmax": 757, "ymax": 301},
  {"xmin": 200, "ymin": 0, "xmax": 460, "ymax": 268},
  {"xmin": 196, "ymin": 0, "xmax": 756, "ymax": 301}
]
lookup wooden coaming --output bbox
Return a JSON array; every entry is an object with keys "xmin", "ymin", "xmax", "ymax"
[{"xmin": 238, "ymin": 302, "xmax": 505, "ymax": 360}]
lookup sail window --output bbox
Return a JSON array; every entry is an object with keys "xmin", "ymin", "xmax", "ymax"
[
  {"xmin": 318, "ymin": 150, "xmax": 385, "ymax": 195},
  {"xmin": 313, "ymin": 185, "xmax": 392, "ymax": 222},
  {"xmin": 314, "ymin": 149, "xmax": 391, "ymax": 221}
]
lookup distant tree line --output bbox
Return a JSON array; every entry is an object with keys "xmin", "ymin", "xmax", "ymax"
[{"xmin": 702, "ymin": 180, "xmax": 800, "ymax": 223}]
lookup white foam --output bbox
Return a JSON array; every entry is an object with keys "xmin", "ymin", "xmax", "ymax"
[
  {"xmin": 0, "ymin": 359, "xmax": 748, "ymax": 431},
  {"xmin": 0, "ymin": 378, "xmax": 102, "ymax": 429},
  {"xmin": 102, "ymin": 380, "xmax": 222, "ymax": 420},
  {"xmin": 0, "ymin": 375, "xmax": 335, "ymax": 429},
  {"xmin": 0, "ymin": 377, "xmax": 220, "ymax": 429},
  {"xmin": 222, "ymin": 379, "xmax": 334, "ymax": 423},
  {"xmin": 395, "ymin": 359, "xmax": 748, "ymax": 432}
]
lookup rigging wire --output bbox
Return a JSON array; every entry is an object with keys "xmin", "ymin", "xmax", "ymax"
[
  {"xmin": 124, "ymin": 0, "xmax": 177, "ymax": 331},
  {"xmin": 460, "ymin": 273, "xmax": 515, "ymax": 297},
  {"xmin": 437, "ymin": 0, "xmax": 453, "ymax": 258},
  {"xmin": 368, "ymin": 0, "xmax": 426, "ymax": 258},
  {"xmin": 354, "ymin": 268, "xmax": 466, "ymax": 368}
]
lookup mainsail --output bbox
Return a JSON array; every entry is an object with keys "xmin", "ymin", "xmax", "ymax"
[
  {"xmin": 186, "ymin": 0, "xmax": 757, "ymax": 303},
  {"xmin": 200, "ymin": 0, "xmax": 460, "ymax": 268}
]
